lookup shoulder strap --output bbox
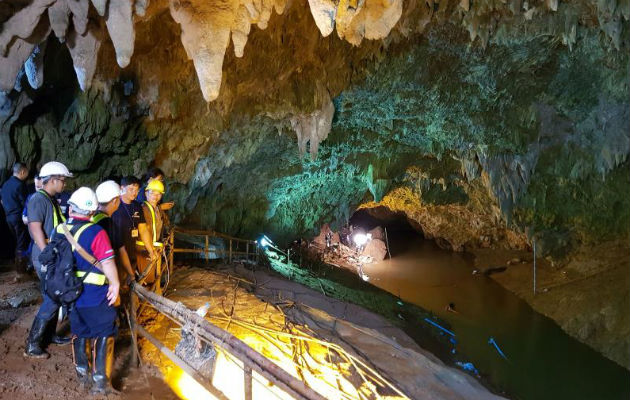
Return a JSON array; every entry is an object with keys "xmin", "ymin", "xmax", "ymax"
[
  {"xmin": 61, "ymin": 223, "xmax": 102, "ymax": 270},
  {"xmin": 39, "ymin": 190, "xmax": 66, "ymax": 226}
]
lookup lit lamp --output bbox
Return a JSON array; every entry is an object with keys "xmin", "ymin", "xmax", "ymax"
[{"xmin": 352, "ymin": 233, "xmax": 372, "ymax": 247}]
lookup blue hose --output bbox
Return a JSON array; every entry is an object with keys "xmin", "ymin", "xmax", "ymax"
[
  {"xmin": 488, "ymin": 337, "xmax": 508, "ymax": 360},
  {"xmin": 424, "ymin": 317, "xmax": 456, "ymax": 337}
]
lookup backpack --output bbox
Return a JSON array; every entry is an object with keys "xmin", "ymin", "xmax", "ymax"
[{"xmin": 38, "ymin": 222, "xmax": 96, "ymax": 305}]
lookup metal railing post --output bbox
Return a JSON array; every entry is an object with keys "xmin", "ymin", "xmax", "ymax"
[
  {"xmin": 205, "ymin": 235, "xmax": 209, "ymax": 264},
  {"xmin": 533, "ymin": 239, "xmax": 537, "ymax": 295},
  {"xmin": 244, "ymin": 366, "xmax": 253, "ymax": 400}
]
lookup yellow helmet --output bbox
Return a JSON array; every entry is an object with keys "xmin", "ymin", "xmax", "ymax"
[{"xmin": 146, "ymin": 179, "xmax": 165, "ymax": 194}]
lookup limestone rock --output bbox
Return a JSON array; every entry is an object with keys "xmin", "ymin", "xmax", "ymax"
[
  {"xmin": 170, "ymin": 0, "xmax": 236, "ymax": 102},
  {"xmin": 0, "ymin": 20, "xmax": 51, "ymax": 92},
  {"xmin": 361, "ymin": 238, "xmax": 387, "ymax": 261},
  {"xmin": 106, "ymin": 0, "xmax": 135, "ymax": 68},
  {"xmin": 308, "ymin": 0, "xmax": 338, "ymax": 36},
  {"xmin": 0, "ymin": 0, "xmax": 55, "ymax": 56},
  {"xmin": 91, "ymin": 0, "xmax": 109, "ymax": 16},
  {"xmin": 24, "ymin": 42, "xmax": 47, "ymax": 90},
  {"xmin": 67, "ymin": 23, "xmax": 102, "ymax": 91},
  {"xmin": 335, "ymin": 0, "xmax": 402, "ymax": 45},
  {"xmin": 66, "ymin": 0, "xmax": 90, "ymax": 35},
  {"xmin": 290, "ymin": 93, "xmax": 335, "ymax": 159},
  {"xmin": 231, "ymin": 5, "xmax": 252, "ymax": 57},
  {"xmin": 136, "ymin": 0, "xmax": 149, "ymax": 16},
  {"xmin": 48, "ymin": 0, "xmax": 71, "ymax": 41}
]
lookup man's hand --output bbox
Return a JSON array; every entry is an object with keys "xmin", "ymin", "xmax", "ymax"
[
  {"xmin": 107, "ymin": 282, "xmax": 120, "ymax": 306},
  {"xmin": 159, "ymin": 202, "xmax": 175, "ymax": 211}
]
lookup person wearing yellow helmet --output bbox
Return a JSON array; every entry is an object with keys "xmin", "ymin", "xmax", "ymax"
[{"xmin": 135, "ymin": 178, "xmax": 166, "ymax": 293}]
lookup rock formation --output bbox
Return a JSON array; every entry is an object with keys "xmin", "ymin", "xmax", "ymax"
[{"xmin": 0, "ymin": 0, "xmax": 627, "ymax": 371}]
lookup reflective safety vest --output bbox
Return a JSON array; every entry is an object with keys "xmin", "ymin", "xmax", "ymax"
[
  {"xmin": 55, "ymin": 222, "xmax": 108, "ymax": 286},
  {"xmin": 136, "ymin": 201, "xmax": 163, "ymax": 248},
  {"xmin": 39, "ymin": 190, "xmax": 66, "ymax": 230},
  {"xmin": 91, "ymin": 212, "xmax": 108, "ymax": 224}
]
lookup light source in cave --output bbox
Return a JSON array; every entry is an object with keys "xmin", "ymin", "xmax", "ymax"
[
  {"xmin": 165, "ymin": 328, "xmax": 403, "ymax": 400},
  {"xmin": 352, "ymin": 232, "xmax": 371, "ymax": 247}
]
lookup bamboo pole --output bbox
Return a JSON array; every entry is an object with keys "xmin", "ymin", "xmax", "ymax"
[
  {"xmin": 132, "ymin": 284, "xmax": 325, "ymax": 400},
  {"xmin": 169, "ymin": 230, "xmax": 174, "ymax": 271},
  {"xmin": 135, "ymin": 324, "xmax": 230, "ymax": 400}
]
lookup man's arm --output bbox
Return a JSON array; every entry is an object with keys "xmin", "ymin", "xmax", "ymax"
[
  {"xmin": 117, "ymin": 246, "xmax": 136, "ymax": 278},
  {"xmin": 159, "ymin": 202, "xmax": 174, "ymax": 211},
  {"xmin": 100, "ymin": 258, "xmax": 120, "ymax": 306},
  {"xmin": 138, "ymin": 222, "xmax": 156, "ymax": 258},
  {"xmin": 29, "ymin": 221, "xmax": 47, "ymax": 251}
]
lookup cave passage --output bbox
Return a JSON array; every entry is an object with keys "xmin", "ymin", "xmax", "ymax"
[{"xmin": 348, "ymin": 209, "xmax": 630, "ymax": 399}]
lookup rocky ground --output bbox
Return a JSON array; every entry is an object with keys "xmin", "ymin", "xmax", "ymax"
[{"xmin": 0, "ymin": 260, "xmax": 181, "ymax": 400}]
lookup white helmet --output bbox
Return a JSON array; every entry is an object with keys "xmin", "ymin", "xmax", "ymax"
[
  {"xmin": 95, "ymin": 180, "xmax": 121, "ymax": 204},
  {"xmin": 68, "ymin": 187, "xmax": 98, "ymax": 212},
  {"xmin": 39, "ymin": 161, "xmax": 73, "ymax": 178}
]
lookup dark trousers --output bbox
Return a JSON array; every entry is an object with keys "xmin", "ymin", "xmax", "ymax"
[
  {"xmin": 6, "ymin": 216, "xmax": 30, "ymax": 257},
  {"xmin": 34, "ymin": 267, "xmax": 61, "ymax": 321},
  {"xmin": 70, "ymin": 305, "xmax": 118, "ymax": 338}
]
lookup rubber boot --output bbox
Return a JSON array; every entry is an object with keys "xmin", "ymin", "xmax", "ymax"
[
  {"xmin": 91, "ymin": 337, "xmax": 115, "ymax": 394},
  {"xmin": 72, "ymin": 337, "xmax": 91, "ymax": 387},
  {"xmin": 46, "ymin": 312, "xmax": 72, "ymax": 346},
  {"xmin": 24, "ymin": 317, "xmax": 50, "ymax": 359},
  {"xmin": 14, "ymin": 254, "xmax": 31, "ymax": 282}
]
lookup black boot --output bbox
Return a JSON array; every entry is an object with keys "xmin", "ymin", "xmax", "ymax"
[
  {"xmin": 14, "ymin": 254, "xmax": 31, "ymax": 282},
  {"xmin": 24, "ymin": 317, "xmax": 50, "ymax": 359},
  {"xmin": 72, "ymin": 337, "xmax": 91, "ymax": 387},
  {"xmin": 91, "ymin": 337, "xmax": 116, "ymax": 394},
  {"xmin": 51, "ymin": 335, "xmax": 72, "ymax": 345},
  {"xmin": 46, "ymin": 308, "xmax": 72, "ymax": 346}
]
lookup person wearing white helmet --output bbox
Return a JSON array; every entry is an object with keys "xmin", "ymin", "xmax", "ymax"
[
  {"xmin": 56, "ymin": 187, "xmax": 120, "ymax": 394},
  {"xmin": 93, "ymin": 181, "xmax": 135, "ymax": 284},
  {"xmin": 24, "ymin": 161, "xmax": 74, "ymax": 359}
]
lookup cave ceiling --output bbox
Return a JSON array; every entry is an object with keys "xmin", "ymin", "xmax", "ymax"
[{"xmin": 0, "ymin": 0, "xmax": 628, "ymax": 256}]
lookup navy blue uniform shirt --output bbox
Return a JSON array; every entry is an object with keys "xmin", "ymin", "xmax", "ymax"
[
  {"xmin": 111, "ymin": 199, "xmax": 145, "ymax": 262},
  {"xmin": 1, "ymin": 176, "xmax": 27, "ymax": 219}
]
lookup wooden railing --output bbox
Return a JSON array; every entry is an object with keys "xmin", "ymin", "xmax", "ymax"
[{"xmin": 171, "ymin": 227, "xmax": 259, "ymax": 264}]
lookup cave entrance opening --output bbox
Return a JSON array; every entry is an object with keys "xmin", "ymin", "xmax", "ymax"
[{"xmin": 347, "ymin": 208, "xmax": 630, "ymax": 400}]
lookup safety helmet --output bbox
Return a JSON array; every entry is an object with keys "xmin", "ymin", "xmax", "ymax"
[
  {"xmin": 39, "ymin": 161, "xmax": 73, "ymax": 178},
  {"xmin": 146, "ymin": 179, "xmax": 165, "ymax": 194},
  {"xmin": 95, "ymin": 180, "xmax": 121, "ymax": 204},
  {"xmin": 68, "ymin": 187, "xmax": 98, "ymax": 212}
]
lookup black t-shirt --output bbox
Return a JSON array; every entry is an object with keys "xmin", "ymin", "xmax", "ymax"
[
  {"xmin": 111, "ymin": 200, "xmax": 145, "ymax": 261},
  {"xmin": 92, "ymin": 211, "xmax": 123, "ymax": 250}
]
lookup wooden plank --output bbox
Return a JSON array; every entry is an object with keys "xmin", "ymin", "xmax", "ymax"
[{"xmin": 132, "ymin": 284, "xmax": 325, "ymax": 400}]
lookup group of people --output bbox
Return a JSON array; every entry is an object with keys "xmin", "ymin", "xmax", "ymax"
[{"xmin": 0, "ymin": 161, "xmax": 172, "ymax": 394}]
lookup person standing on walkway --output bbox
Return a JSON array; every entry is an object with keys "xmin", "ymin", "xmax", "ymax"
[
  {"xmin": 52, "ymin": 187, "xmax": 120, "ymax": 394},
  {"xmin": 24, "ymin": 161, "xmax": 73, "ymax": 358},
  {"xmin": 1, "ymin": 162, "xmax": 30, "ymax": 281}
]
